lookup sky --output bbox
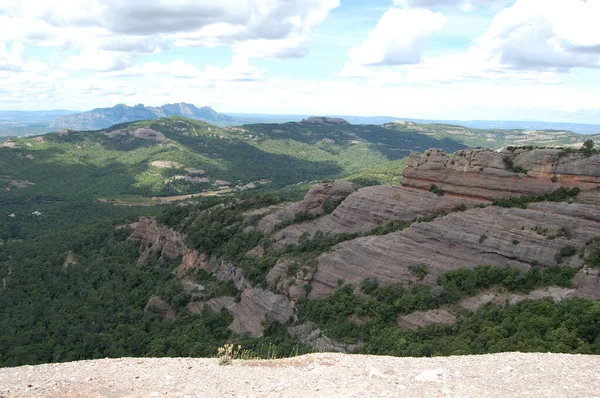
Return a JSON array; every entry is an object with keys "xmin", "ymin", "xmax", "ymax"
[{"xmin": 1, "ymin": 0, "xmax": 600, "ymax": 123}]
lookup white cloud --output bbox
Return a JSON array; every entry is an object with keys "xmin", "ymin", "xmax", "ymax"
[
  {"xmin": 0, "ymin": 41, "xmax": 46, "ymax": 72},
  {"xmin": 341, "ymin": 0, "xmax": 600, "ymax": 85},
  {"xmin": 0, "ymin": 0, "xmax": 340, "ymax": 60},
  {"xmin": 105, "ymin": 56, "xmax": 263, "ymax": 82},
  {"xmin": 393, "ymin": 0, "xmax": 512, "ymax": 12},
  {"xmin": 62, "ymin": 50, "xmax": 134, "ymax": 72},
  {"xmin": 476, "ymin": 0, "xmax": 600, "ymax": 70},
  {"xmin": 203, "ymin": 56, "xmax": 263, "ymax": 81},
  {"xmin": 346, "ymin": 7, "xmax": 446, "ymax": 67}
]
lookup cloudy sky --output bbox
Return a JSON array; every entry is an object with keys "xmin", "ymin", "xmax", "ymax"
[{"xmin": 1, "ymin": 0, "xmax": 600, "ymax": 123}]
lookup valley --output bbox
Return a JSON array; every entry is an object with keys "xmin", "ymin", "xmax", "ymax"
[{"xmin": 1, "ymin": 122, "xmax": 599, "ymax": 366}]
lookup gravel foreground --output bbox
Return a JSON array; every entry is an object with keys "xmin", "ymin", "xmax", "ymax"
[{"xmin": 1, "ymin": 352, "xmax": 599, "ymax": 398}]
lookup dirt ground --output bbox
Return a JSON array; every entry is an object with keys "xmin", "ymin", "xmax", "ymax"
[{"xmin": 1, "ymin": 352, "xmax": 599, "ymax": 397}]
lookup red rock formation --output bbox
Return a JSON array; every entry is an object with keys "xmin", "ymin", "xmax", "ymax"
[
  {"xmin": 129, "ymin": 217, "xmax": 185, "ymax": 264},
  {"xmin": 402, "ymin": 148, "xmax": 600, "ymax": 201},
  {"xmin": 271, "ymin": 185, "xmax": 482, "ymax": 247},
  {"xmin": 255, "ymin": 180, "xmax": 357, "ymax": 233},
  {"xmin": 310, "ymin": 202, "xmax": 600, "ymax": 299}
]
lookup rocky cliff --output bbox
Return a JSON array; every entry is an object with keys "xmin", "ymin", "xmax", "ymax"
[
  {"xmin": 129, "ymin": 147, "xmax": 600, "ymax": 342},
  {"xmin": 309, "ymin": 202, "xmax": 600, "ymax": 298},
  {"xmin": 129, "ymin": 217, "xmax": 295, "ymax": 337},
  {"xmin": 402, "ymin": 148, "xmax": 600, "ymax": 200}
]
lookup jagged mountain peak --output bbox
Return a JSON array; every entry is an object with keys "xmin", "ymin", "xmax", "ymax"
[{"xmin": 49, "ymin": 103, "xmax": 234, "ymax": 131}]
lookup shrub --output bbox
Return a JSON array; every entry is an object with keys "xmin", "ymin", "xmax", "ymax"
[
  {"xmin": 429, "ymin": 184, "xmax": 444, "ymax": 196},
  {"xmin": 453, "ymin": 203, "xmax": 467, "ymax": 212},
  {"xmin": 503, "ymin": 156, "xmax": 527, "ymax": 174},
  {"xmin": 409, "ymin": 264, "xmax": 428, "ymax": 281},
  {"xmin": 217, "ymin": 344, "xmax": 242, "ymax": 365},
  {"xmin": 584, "ymin": 238, "xmax": 600, "ymax": 267},
  {"xmin": 555, "ymin": 245, "xmax": 577, "ymax": 264},
  {"xmin": 323, "ymin": 197, "xmax": 343, "ymax": 214},
  {"xmin": 360, "ymin": 278, "xmax": 379, "ymax": 295},
  {"xmin": 556, "ymin": 227, "xmax": 571, "ymax": 239}
]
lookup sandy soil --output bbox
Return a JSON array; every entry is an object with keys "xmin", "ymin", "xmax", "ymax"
[{"xmin": 1, "ymin": 352, "xmax": 599, "ymax": 397}]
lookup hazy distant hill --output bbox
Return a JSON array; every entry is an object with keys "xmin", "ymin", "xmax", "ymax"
[
  {"xmin": 49, "ymin": 103, "xmax": 236, "ymax": 130},
  {"xmin": 0, "ymin": 110, "xmax": 75, "ymax": 136},
  {"xmin": 382, "ymin": 120, "xmax": 600, "ymax": 149}
]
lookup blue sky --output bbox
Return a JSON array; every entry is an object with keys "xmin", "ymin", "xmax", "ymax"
[{"xmin": 1, "ymin": 0, "xmax": 600, "ymax": 123}]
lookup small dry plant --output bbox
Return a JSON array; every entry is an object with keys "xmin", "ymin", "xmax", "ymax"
[
  {"xmin": 217, "ymin": 344, "xmax": 241, "ymax": 365},
  {"xmin": 217, "ymin": 344, "xmax": 264, "ymax": 365}
]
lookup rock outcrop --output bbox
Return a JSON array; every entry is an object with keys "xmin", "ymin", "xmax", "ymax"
[
  {"xmin": 402, "ymin": 148, "xmax": 600, "ymax": 201},
  {"xmin": 129, "ymin": 219, "xmax": 295, "ymax": 337},
  {"xmin": 128, "ymin": 147, "xmax": 600, "ymax": 341},
  {"xmin": 187, "ymin": 288, "xmax": 294, "ymax": 337},
  {"xmin": 309, "ymin": 202, "xmax": 600, "ymax": 298},
  {"xmin": 129, "ymin": 217, "xmax": 185, "ymax": 264},
  {"xmin": 397, "ymin": 309, "xmax": 457, "ymax": 330},
  {"xmin": 144, "ymin": 297, "xmax": 176, "ymax": 320},
  {"xmin": 255, "ymin": 180, "xmax": 357, "ymax": 234},
  {"xmin": 272, "ymin": 185, "xmax": 481, "ymax": 247},
  {"xmin": 287, "ymin": 322, "xmax": 363, "ymax": 352}
]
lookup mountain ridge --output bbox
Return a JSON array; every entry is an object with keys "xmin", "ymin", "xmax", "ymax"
[{"xmin": 49, "ymin": 102, "xmax": 235, "ymax": 131}]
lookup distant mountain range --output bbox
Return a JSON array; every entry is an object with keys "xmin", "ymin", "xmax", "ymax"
[
  {"xmin": 49, "ymin": 103, "xmax": 235, "ymax": 131},
  {"xmin": 1, "ymin": 103, "xmax": 599, "ymax": 137},
  {"xmin": 227, "ymin": 113, "xmax": 600, "ymax": 135}
]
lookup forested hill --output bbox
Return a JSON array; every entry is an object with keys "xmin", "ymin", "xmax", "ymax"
[
  {"xmin": 0, "ymin": 116, "xmax": 465, "ymax": 241},
  {"xmin": 383, "ymin": 120, "xmax": 600, "ymax": 149}
]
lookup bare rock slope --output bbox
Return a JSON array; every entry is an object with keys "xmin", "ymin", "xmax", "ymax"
[
  {"xmin": 128, "ymin": 148, "xmax": 600, "ymax": 338},
  {"xmin": 403, "ymin": 148, "xmax": 600, "ymax": 200},
  {"xmin": 2, "ymin": 353, "xmax": 599, "ymax": 397}
]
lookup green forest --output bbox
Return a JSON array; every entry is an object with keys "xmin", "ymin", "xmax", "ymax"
[
  {"xmin": 1, "ymin": 186, "xmax": 599, "ymax": 367},
  {"xmin": 1, "ymin": 118, "xmax": 599, "ymax": 368}
]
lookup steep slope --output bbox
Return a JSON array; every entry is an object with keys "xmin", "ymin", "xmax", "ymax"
[
  {"xmin": 310, "ymin": 202, "xmax": 600, "ymax": 298},
  {"xmin": 402, "ymin": 148, "xmax": 600, "ymax": 200},
  {"xmin": 123, "ymin": 148, "xmax": 600, "ymax": 343},
  {"xmin": 2, "ymin": 141, "xmax": 600, "ymax": 367}
]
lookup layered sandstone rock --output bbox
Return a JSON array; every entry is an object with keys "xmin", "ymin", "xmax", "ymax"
[
  {"xmin": 397, "ymin": 309, "xmax": 456, "ymax": 330},
  {"xmin": 402, "ymin": 148, "xmax": 600, "ymax": 200},
  {"xmin": 187, "ymin": 287, "xmax": 294, "ymax": 337},
  {"xmin": 309, "ymin": 204, "xmax": 600, "ymax": 298},
  {"xmin": 272, "ymin": 185, "xmax": 481, "ymax": 247},
  {"xmin": 129, "ymin": 217, "xmax": 185, "ymax": 264},
  {"xmin": 255, "ymin": 180, "xmax": 357, "ymax": 233}
]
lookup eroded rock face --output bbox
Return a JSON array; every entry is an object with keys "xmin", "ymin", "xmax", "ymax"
[
  {"xmin": 144, "ymin": 297, "xmax": 176, "ymax": 320},
  {"xmin": 397, "ymin": 309, "xmax": 456, "ymax": 330},
  {"xmin": 187, "ymin": 285, "xmax": 294, "ymax": 337},
  {"xmin": 309, "ymin": 204, "xmax": 600, "ymax": 298},
  {"xmin": 287, "ymin": 322, "xmax": 362, "ymax": 353},
  {"xmin": 255, "ymin": 180, "xmax": 357, "ymax": 234},
  {"xmin": 402, "ymin": 148, "xmax": 600, "ymax": 201},
  {"xmin": 272, "ymin": 185, "xmax": 481, "ymax": 247},
  {"xmin": 266, "ymin": 259, "xmax": 312, "ymax": 301},
  {"xmin": 129, "ymin": 217, "xmax": 185, "ymax": 264}
]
